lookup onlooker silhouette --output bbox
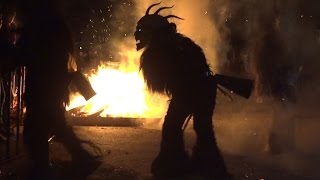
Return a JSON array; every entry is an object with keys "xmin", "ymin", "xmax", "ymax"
[
  {"xmin": 15, "ymin": 0, "xmax": 99, "ymax": 178},
  {"xmin": 252, "ymin": 10, "xmax": 300, "ymax": 155}
]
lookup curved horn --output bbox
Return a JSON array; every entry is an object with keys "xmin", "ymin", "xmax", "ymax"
[
  {"xmin": 165, "ymin": 15, "xmax": 184, "ymax": 20},
  {"xmin": 154, "ymin": 6, "xmax": 174, "ymax": 15},
  {"xmin": 146, "ymin": 2, "xmax": 162, "ymax": 15}
]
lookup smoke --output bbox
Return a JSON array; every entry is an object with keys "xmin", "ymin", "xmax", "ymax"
[
  {"xmin": 205, "ymin": 0, "xmax": 320, "ymax": 177},
  {"xmin": 204, "ymin": 0, "xmax": 320, "ymax": 96}
]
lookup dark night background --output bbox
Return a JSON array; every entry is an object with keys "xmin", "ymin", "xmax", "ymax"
[{"xmin": 54, "ymin": 0, "xmax": 137, "ymax": 69}]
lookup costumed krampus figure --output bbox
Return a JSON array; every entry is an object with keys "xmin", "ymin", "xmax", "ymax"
[{"xmin": 135, "ymin": 3, "xmax": 231, "ymax": 179}]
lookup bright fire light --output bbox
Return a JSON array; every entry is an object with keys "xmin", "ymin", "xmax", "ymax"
[{"xmin": 66, "ymin": 49, "xmax": 168, "ymax": 118}]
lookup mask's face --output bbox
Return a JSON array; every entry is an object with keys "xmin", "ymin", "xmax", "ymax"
[
  {"xmin": 134, "ymin": 19, "xmax": 153, "ymax": 51},
  {"xmin": 134, "ymin": 27, "xmax": 152, "ymax": 51},
  {"xmin": 134, "ymin": 15, "xmax": 169, "ymax": 51}
]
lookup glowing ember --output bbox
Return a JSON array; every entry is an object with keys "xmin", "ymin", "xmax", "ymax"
[{"xmin": 66, "ymin": 49, "xmax": 168, "ymax": 118}]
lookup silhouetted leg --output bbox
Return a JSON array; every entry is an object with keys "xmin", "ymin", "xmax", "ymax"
[
  {"xmin": 151, "ymin": 99, "xmax": 191, "ymax": 178},
  {"xmin": 23, "ymin": 107, "xmax": 50, "ymax": 179},
  {"xmin": 191, "ymin": 91, "xmax": 230, "ymax": 179},
  {"xmin": 50, "ymin": 105, "xmax": 99, "ymax": 177}
]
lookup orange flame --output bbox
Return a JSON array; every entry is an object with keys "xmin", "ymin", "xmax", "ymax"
[{"xmin": 66, "ymin": 49, "xmax": 168, "ymax": 118}]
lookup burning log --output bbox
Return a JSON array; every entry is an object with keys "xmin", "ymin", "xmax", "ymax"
[
  {"xmin": 67, "ymin": 105, "xmax": 88, "ymax": 117},
  {"xmin": 66, "ymin": 106, "xmax": 161, "ymax": 127},
  {"xmin": 66, "ymin": 116, "xmax": 160, "ymax": 127}
]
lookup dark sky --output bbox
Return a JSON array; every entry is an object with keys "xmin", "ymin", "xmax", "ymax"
[{"xmin": 57, "ymin": 0, "xmax": 137, "ymax": 55}]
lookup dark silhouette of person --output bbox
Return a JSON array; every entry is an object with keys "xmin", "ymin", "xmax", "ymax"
[
  {"xmin": 15, "ymin": 0, "xmax": 99, "ymax": 178},
  {"xmin": 252, "ymin": 8, "xmax": 300, "ymax": 154},
  {"xmin": 134, "ymin": 3, "xmax": 230, "ymax": 179}
]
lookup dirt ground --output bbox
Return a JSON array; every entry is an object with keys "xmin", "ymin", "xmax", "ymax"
[
  {"xmin": 1, "ymin": 96, "xmax": 320, "ymax": 180},
  {"xmin": 2, "ymin": 124, "xmax": 319, "ymax": 179},
  {"xmin": 49, "ymin": 124, "xmax": 320, "ymax": 180}
]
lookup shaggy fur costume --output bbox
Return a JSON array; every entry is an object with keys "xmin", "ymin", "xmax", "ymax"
[{"xmin": 139, "ymin": 28, "xmax": 229, "ymax": 178}]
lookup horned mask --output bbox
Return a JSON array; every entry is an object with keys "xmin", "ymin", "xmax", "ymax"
[{"xmin": 134, "ymin": 2, "xmax": 183, "ymax": 50}]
